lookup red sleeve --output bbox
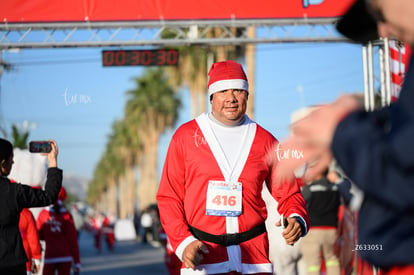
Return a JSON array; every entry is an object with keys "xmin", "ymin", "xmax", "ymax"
[
  {"xmin": 271, "ymin": 176, "xmax": 309, "ymax": 227},
  {"xmin": 156, "ymin": 128, "xmax": 192, "ymax": 252},
  {"xmin": 23, "ymin": 209, "xmax": 42, "ymax": 260},
  {"xmin": 36, "ymin": 209, "xmax": 48, "ymax": 240},
  {"xmin": 266, "ymin": 142, "xmax": 310, "ymax": 233},
  {"xmin": 64, "ymin": 212, "xmax": 81, "ymax": 265}
]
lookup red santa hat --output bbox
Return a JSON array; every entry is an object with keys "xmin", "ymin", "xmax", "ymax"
[
  {"xmin": 58, "ymin": 187, "xmax": 67, "ymax": 201},
  {"xmin": 208, "ymin": 60, "xmax": 248, "ymax": 97},
  {"xmin": 56, "ymin": 186, "xmax": 67, "ymax": 205}
]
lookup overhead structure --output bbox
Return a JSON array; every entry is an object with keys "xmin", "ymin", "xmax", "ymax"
[
  {"xmin": 0, "ymin": 0, "xmax": 409, "ymax": 106},
  {"xmin": 0, "ymin": 0, "xmax": 356, "ymax": 49},
  {"xmin": 0, "ymin": 18, "xmax": 350, "ymax": 49}
]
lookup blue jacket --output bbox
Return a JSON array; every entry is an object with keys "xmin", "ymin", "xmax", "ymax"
[{"xmin": 332, "ymin": 54, "xmax": 414, "ymax": 268}]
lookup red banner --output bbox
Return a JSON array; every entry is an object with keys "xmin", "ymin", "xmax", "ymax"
[{"xmin": 1, "ymin": 0, "xmax": 355, "ymax": 23}]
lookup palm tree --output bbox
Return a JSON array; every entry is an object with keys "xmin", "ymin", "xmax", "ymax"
[
  {"xmin": 87, "ymin": 68, "xmax": 181, "ymax": 214},
  {"xmin": 107, "ymin": 119, "xmax": 136, "ymax": 218},
  {"xmin": 11, "ymin": 124, "xmax": 29, "ymax": 149},
  {"xmin": 87, "ymin": 119, "xmax": 131, "ymax": 215},
  {"xmin": 87, "ymin": 135, "xmax": 123, "ymax": 213},
  {"xmin": 125, "ymin": 68, "xmax": 181, "ymax": 210},
  {"xmin": 159, "ymin": 39, "xmax": 209, "ymax": 118}
]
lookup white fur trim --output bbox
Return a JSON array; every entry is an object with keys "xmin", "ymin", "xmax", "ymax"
[
  {"xmin": 43, "ymin": 256, "xmax": 73, "ymax": 264},
  {"xmin": 289, "ymin": 213, "xmax": 308, "ymax": 236},
  {"xmin": 176, "ymin": 235, "xmax": 198, "ymax": 261},
  {"xmin": 180, "ymin": 262, "xmax": 273, "ymax": 274},
  {"xmin": 208, "ymin": 79, "xmax": 248, "ymax": 96}
]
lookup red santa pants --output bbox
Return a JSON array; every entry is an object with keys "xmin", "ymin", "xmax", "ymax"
[
  {"xmin": 209, "ymin": 273, "xmax": 271, "ymax": 275},
  {"xmin": 380, "ymin": 265, "xmax": 414, "ymax": 275},
  {"xmin": 43, "ymin": 262, "xmax": 72, "ymax": 275}
]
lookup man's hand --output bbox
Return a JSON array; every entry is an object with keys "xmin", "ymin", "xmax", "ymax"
[
  {"xmin": 276, "ymin": 217, "xmax": 302, "ymax": 245},
  {"xmin": 274, "ymin": 94, "xmax": 363, "ymax": 184},
  {"xmin": 31, "ymin": 259, "xmax": 41, "ymax": 274},
  {"xmin": 73, "ymin": 265, "xmax": 81, "ymax": 275},
  {"xmin": 182, "ymin": 240, "xmax": 209, "ymax": 270}
]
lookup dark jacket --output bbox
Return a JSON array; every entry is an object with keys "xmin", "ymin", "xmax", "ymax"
[
  {"xmin": 0, "ymin": 167, "xmax": 62, "ymax": 268},
  {"xmin": 332, "ymin": 54, "xmax": 414, "ymax": 268},
  {"xmin": 301, "ymin": 177, "xmax": 340, "ymax": 228}
]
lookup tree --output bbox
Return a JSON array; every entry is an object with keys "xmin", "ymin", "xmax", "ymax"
[
  {"xmin": 11, "ymin": 124, "xmax": 29, "ymax": 149},
  {"xmin": 125, "ymin": 68, "xmax": 181, "ymax": 210},
  {"xmin": 87, "ymin": 68, "xmax": 181, "ymax": 214},
  {"xmin": 87, "ymin": 126, "xmax": 124, "ymax": 214}
]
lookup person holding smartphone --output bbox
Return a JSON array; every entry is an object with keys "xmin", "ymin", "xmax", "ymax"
[{"xmin": 0, "ymin": 138, "xmax": 62, "ymax": 275}]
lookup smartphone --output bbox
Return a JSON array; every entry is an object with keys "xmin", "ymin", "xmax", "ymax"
[{"xmin": 29, "ymin": 141, "xmax": 52, "ymax": 153}]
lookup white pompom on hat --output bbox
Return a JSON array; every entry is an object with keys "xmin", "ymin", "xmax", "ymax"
[{"xmin": 208, "ymin": 60, "xmax": 249, "ymax": 97}]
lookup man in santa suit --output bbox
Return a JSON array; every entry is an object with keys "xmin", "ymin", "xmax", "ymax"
[
  {"xmin": 157, "ymin": 60, "xmax": 309, "ymax": 275},
  {"xmin": 36, "ymin": 187, "xmax": 81, "ymax": 275}
]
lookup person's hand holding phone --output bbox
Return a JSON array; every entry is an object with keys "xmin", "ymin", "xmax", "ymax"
[
  {"xmin": 47, "ymin": 140, "xmax": 58, "ymax": 168},
  {"xmin": 29, "ymin": 140, "xmax": 58, "ymax": 168}
]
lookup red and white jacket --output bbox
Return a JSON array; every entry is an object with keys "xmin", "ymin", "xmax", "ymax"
[
  {"xmin": 19, "ymin": 208, "xmax": 42, "ymax": 272},
  {"xmin": 157, "ymin": 113, "xmax": 309, "ymax": 274},
  {"xmin": 36, "ymin": 206, "xmax": 81, "ymax": 268}
]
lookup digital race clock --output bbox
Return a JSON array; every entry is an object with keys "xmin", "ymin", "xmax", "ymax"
[{"xmin": 102, "ymin": 49, "xmax": 179, "ymax": 66}]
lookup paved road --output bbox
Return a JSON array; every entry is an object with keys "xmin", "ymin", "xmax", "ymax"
[{"xmin": 78, "ymin": 231, "xmax": 169, "ymax": 275}]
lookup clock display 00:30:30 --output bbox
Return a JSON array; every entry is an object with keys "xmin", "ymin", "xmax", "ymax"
[{"xmin": 102, "ymin": 49, "xmax": 179, "ymax": 66}]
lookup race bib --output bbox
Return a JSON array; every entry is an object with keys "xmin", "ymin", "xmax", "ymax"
[{"xmin": 206, "ymin": 180, "xmax": 242, "ymax": 217}]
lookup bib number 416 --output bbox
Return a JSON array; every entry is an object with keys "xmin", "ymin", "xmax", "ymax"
[
  {"xmin": 212, "ymin": 195, "xmax": 236, "ymax": 206},
  {"xmin": 206, "ymin": 180, "xmax": 242, "ymax": 216}
]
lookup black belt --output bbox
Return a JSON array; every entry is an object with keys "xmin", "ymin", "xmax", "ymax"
[{"xmin": 188, "ymin": 223, "xmax": 266, "ymax": 247}]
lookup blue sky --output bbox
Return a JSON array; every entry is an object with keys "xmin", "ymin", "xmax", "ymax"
[{"xmin": 0, "ymin": 41, "xmax": 364, "ymax": 180}]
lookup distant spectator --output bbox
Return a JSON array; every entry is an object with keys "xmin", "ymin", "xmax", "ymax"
[
  {"xmin": 102, "ymin": 212, "xmax": 116, "ymax": 251},
  {"xmin": 133, "ymin": 208, "xmax": 141, "ymax": 240},
  {"xmin": 70, "ymin": 204, "xmax": 85, "ymax": 240},
  {"xmin": 36, "ymin": 187, "xmax": 81, "ymax": 275},
  {"xmin": 327, "ymin": 168, "xmax": 355, "ymax": 275},
  {"xmin": 90, "ymin": 211, "xmax": 103, "ymax": 253},
  {"xmin": 300, "ymin": 167, "xmax": 341, "ymax": 275},
  {"xmin": 326, "ymin": 167, "xmax": 353, "ymax": 206},
  {"xmin": 149, "ymin": 205, "xmax": 161, "ymax": 243},
  {"xmin": 140, "ymin": 207, "xmax": 153, "ymax": 243}
]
